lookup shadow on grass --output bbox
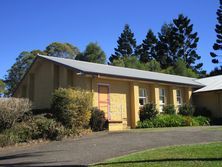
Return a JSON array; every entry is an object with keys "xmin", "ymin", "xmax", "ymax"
[{"xmin": 95, "ymin": 157, "xmax": 222, "ymax": 166}]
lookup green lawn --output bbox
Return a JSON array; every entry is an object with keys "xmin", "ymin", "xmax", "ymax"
[{"xmin": 92, "ymin": 142, "xmax": 222, "ymax": 167}]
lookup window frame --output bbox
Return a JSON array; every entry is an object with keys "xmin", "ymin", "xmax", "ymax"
[
  {"xmin": 159, "ymin": 88, "xmax": 166, "ymax": 112},
  {"xmin": 176, "ymin": 89, "xmax": 183, "ymax": 106},
  {"xmin": 139, "ymin": 88, "xmax": 148, "ymax": 106}
]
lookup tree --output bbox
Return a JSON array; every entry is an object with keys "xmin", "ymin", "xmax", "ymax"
[
  {"xmin": 111, "ymin": 56, "xmax": 149, "ymax": 70},
  {"xmin": 30, "ymin": 50, "xmax": 47, "ymax": 56},
  {"xmin": 136, "ymin": 29, "xmax": 158, "ymax": 63},
  {"xmin": 209, "ymin": 66, "xmax": 222, "ymax": 76},
  {"xmin": 156, "ymin": 14, "xmax": 202, "ymax": 71},
  {"xmin": 75, "ymin": 42, "xmax": 106, "ymax": 64},
  {"xmin": 109, "ymin": 24, "xmax": 137, "ymax": 63},
  {"xmin": 146, "ymin": 60, "xmax": 161, "ymax": 72},
  {"xmin": 45, "ymin": 42, "xmax": 80, "ymax": 59},
  {"xmin": 172, "ymin": 14, "xmax": 202, "ymax": 70},
  {"xmin": 210, "ymin": 0, "xmax": 222, "ymax": 64},
  {"xmin": 156, "ymin": 23, "xmax": 179, "ymax": 68},
  {"xmin": 0, "ymin": 80, "xmax": 5, "ymax": 96},
  {"xmin": 162, "ymin": 58, "xmax": 198, "ymax": 78},
  {"xmin": 5, "ymin": 51, "xmax": 35, "ymax": 96}
]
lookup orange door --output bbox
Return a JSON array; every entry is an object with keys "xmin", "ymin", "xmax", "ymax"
[{"xmin": 98, "ymin": 85, "xmax": 110, "ymax": 120}]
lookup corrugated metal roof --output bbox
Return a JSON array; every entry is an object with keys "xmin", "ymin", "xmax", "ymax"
[
  {"xmin": 194, "ymin": 75, "xmax": 222, "ymax": 93},
  {"xmin": 38, "ymin": 55, "xmax": 203, "ymax": 87}
]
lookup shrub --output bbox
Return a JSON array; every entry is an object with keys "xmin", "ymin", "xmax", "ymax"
[
  {"xmin": 178, "ymin": 104, "xmax": 195, "ymax": 116},
  {"xmin": 51, "ymin": 88, "xmax": 92, "ymax": 131},
  {"xmin": 137, "ymin": 115, "xmax": 209, "ymax": 128},
  {"xmin": 137, "ymin": 120, "xmax": 154, "ymax": 128},
  {"xmin": 193, "ymin": 116, "xmax": 210, "ymax": 126},
  {"xmin": 152, "ymin": 115, "xmax": 185, "ymax": 127},
  {"xmin": 28, "ymin": 115, "xmax": 65, "ymax": 140},
  {"xmin": 139, "ymin": 103, "xmax": 158, "ymax": 121},
  {"xmin": 4, "ymin": 122, "xmax": 33, "ymax": 143},
  {"xmin": 0, "ymin": 98, "xmax": 32, "ymax": 131},
  {"xmin": 90, "ymin": 108, "xmax": 107, "ymax": 131},
  {"xmin": 0, "ymin": 134, "xmax": 12, "ymax": 147},
  {"xmin": 194, "ymin": 107, "xmax": 211, "ymax": 118},
  {"xmin": 163, "ymin": 105, "xmax": 176, "ymax": 115}
]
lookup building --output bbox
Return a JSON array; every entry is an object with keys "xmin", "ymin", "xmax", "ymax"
[
  {"xmin": 193, "ymin": 75, "xmax": 222, "ymax": 118},
  {"xmin": 13, "ymin": 55, "xmax": 221, "ymax": 130}
]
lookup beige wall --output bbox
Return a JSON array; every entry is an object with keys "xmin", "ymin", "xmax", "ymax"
[
  {"xmin": 91, "ymin": 77, "xmax": 131, "ymax": 128},
  {"xmin": 193, "ymin": 91, "xmax": 222, "ymax": 118}
]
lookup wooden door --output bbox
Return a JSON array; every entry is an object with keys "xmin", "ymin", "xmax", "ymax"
[{"xmin": 98, "ymin": 85, "xmax": 110, "ymax": 120}]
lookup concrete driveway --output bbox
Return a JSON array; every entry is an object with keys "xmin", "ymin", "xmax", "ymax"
[{"xmin": 0, "ymin": 126, "xmax": 221, "ymax": 166}]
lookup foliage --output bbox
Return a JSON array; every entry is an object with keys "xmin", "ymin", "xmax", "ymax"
[
  {"xmin": 155, "ymin": 23, "xmax": 179, "ymax": 69},
  {"xmin": 192, "ymin": 116, "xmax": 210, "ymax": 126},
  {"xmin": 136, "ymin": 29, "xmax": 158, "ymax": 63},
  {"xmin": 0, "ymin": 115, "xmax": 65, "ymax": 147},
  {"xmin": 109, "ymin": 24, "xmax": 137, "ymax": 63},
  {"xmin": 0, "ymin": 79, "xmax": 5, "ymax": 96},
  {"xmin": 76, "ymin": 42, "xmax": 106, "ymax": 64},
  {"xmin": 139, "ymin": 103, "xmax": 158, "ymax": 121},
  {"xmin": 178, "ymin": 104, "xmax": 195, "ymax": 116},
  {"xmin": 162, "ymin": 105, "xmax": 176, "ymax": 115},
  {"xmin": 90, "ymin": 108, "xmax": 107, "ymax": 131},
  {"xmin": 0, "ymin": 98, "xmax": 32, "ymax": 132},
  {"xmin": 137, "ymin": 115, "xmax": 210, "ymax": 128},
  {"xmin": 5, "ymin": 51, "xmax": 35, "ymax": 96},
  {"xmin": 3, "ymin": 122, "xmax": 33, "ymax": 143},
  {"xmin": 28, "ymin": 115, "xmax": 65, "ymax": 140},
  {"xmin": 210, "ymin": 0, "xmax": 222, "ymax": 64},
  {"xmin": 154, "ymin": 14, "xmax": 202, "ymax": 73},
  {"xmin": 0, "ymin": 134, "xmax": 12, "ymax": 147},
  {"xmin": 172, "ymin": 14, "xmax": 202, "ymax": 70},
  {"xmin": 45, "ymin": 42, "xmax": 80, "ymax": 59},
  {"xmin": 51, "ymin": 88, "xmax": 92, "ymax": 131},
  {"xmin": 194, "ymin": 107, "xmax": 212, "ymax": 118},
  {"xmin": 208, "ymin": 66, "xmax": 222, "ymax": 76},
  {"xmin": 112, "ymin": 56, "xmax": 147, "ymax": 70},
  {"xmin": 162, "ymin": 59, "xmax": 199, "ymax": 77},
  {"xmin": 146, "ymin": 60, "xmax": 161, "ymax": 72}
]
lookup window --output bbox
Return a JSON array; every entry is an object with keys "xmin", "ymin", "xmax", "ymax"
[
  {"xmin": 159, "ymin": 88, "xmax": 166, "ymax": 112},
  {"xmin": 176, "ymin": 89, "xmax": 182, "ymax": 106},
  {"xmin": 139, "ymin": 88, "xmax": 148, "ymax": 106}
]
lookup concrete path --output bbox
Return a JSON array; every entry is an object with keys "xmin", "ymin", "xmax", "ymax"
[{"xmin": 0, "ymin": 126, "xmax": 221, "ymax": 166}]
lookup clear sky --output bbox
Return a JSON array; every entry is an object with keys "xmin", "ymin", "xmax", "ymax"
[{"xmin": 0, "ymin": 0, "xmax": 219, "ymax": 78}]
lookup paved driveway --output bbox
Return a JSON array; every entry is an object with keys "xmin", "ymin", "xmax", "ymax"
[{"xmin": 0, "ymin": 126, "xmax": 221, "ymax": 166}]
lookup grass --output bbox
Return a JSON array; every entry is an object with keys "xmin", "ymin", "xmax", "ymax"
[{"xmin": 92, "ymin": 142, "xmax": 222, "ymax": 167}]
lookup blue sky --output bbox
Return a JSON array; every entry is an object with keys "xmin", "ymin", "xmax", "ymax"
[{"xmin": 0, "ymin": 0, "xmax": 219, "ymax": 78}]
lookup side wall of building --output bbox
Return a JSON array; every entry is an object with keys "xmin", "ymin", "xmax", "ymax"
[{"xmin": 193, "ymin": 92, "xmax": 222, "ymax": 118}]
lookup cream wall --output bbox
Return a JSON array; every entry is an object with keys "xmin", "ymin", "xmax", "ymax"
[
  {"xmin": 14, "ymin": 59, "xmax": 54, "ymax": 109},
  {"xmin": 91, "ymin": 77, "xmax": 131, "ymax": 128},
  {"xmin": 193, "ymin": 91, "xmax": 222, "ymax": 118}
]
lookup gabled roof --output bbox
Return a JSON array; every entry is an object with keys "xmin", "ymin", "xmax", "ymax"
[
  {"xmin": 38, "ymin": 55, "xmax": 203, "ymax": 87},
  {"xmin": 194, "ymin": 75, "xmax": 222, "ymax": 93}
]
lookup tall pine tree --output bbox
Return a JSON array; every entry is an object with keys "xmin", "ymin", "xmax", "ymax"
[
  {"xmin": 173, "ymin": 14, "xmax": 202, "ymax": 70},
  {"xmin": 136, "ymin": 29, "xmax": 158, "ymax": 63},
  {"xmin": 155, "ymin": 23, "xmax": 179, "ymax": 68},
  {"xmin": 156, "ymin": 15, "xmax": 202, "ymax": 71},
  {"xmin": 109, "ymin": 24, "xmax": 137, "ymax": 63},
  {"xmin": 210, "ymin": 0, "xmax": 222, "ymax": 64}
]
